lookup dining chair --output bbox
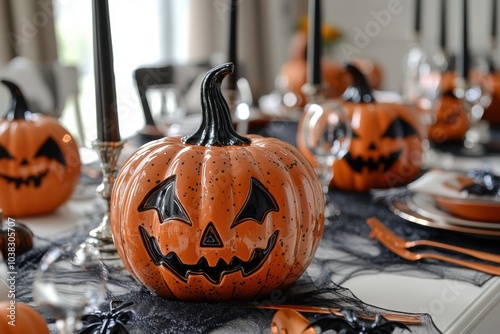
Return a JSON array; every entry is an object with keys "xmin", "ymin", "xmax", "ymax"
[{"xmin": 133, "ymin": 63, "xmax": 210, "ymax": 137}]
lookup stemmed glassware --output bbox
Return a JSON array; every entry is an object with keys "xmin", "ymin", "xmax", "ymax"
[
  {"xmin": 301, "ymin": 101, "xmax": 352, "ymax": 218},
  {"xmin": 148, "ymin": 84, "xmax": 187, "ymax": 136},
  {"xmin": 454, "ymin": 55, "xmax": 493, "ymax": 155},
  {"xmin": 33, "ymin": 243, "xmax": 107, "ymax": 334},
  {"xmin": 410, "ymin": 54, "xmax": 443, "ymax": 167}
]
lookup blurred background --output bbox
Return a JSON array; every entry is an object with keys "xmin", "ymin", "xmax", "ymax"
[{"xmin": 0, "ymin": 0, "xmax": 498, "ymax": 145}]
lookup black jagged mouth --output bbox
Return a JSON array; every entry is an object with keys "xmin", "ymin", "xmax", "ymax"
[
  {"xmin": 0, "ymin": 170, "xmax": 49, "ymax": 189},
  {"xmin": 343, "ymin": 150, "xmax": 401, "ymax": 173},
  {"xmin": 139, "ymin": 226, "xmax": 278, "ymax": 285}
]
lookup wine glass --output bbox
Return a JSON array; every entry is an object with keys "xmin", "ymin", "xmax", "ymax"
[
  {"xmin": 33, "ymin": 243, "xmax": 107, "ymax": 334},
  {"xmin": 147, "ymin": 84, "xmax": 187, "ymax": 136},
  {"xmin": 411, "ymin": 55, "xmax": 442, "ymax": 167},
  {"xmin": 301, "ymin": 101, "xmax": 352, "ymax": 218},
  {"xmin": 455, "ymin": 55, "xmax": 493, "ymax": 155}
]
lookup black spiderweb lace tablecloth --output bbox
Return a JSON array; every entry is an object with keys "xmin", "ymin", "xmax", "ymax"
[{"xmin": 13, "ymin": 185, "xmax": 500, "ymax": 334}]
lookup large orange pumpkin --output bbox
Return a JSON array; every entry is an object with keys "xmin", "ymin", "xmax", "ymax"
[
  {"xmin": 110, "ymin": 63, "xmax": 324, "ymax": 302},
  {"xmin": 0, "ymin": 301, "xmax": 50, "ymax": 334},
  {"xmin": 298, "ymin": 64, "xmax": 424, "ymax": 192},
  {"xmin": 0, "ymin": 81, "xmax": 81, "ymax": 217}
]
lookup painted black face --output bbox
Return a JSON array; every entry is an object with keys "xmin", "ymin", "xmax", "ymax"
[
  {"xmin": 138, "ymin": 176, "xmax": 279, "ymax": 284},
  {"xmin": 343, "ymin": 118, "xmax": 418, "ymax": 173},
  {"xmin": 0, "ymin": 137, "xmax": 66, "ymax": 188}
]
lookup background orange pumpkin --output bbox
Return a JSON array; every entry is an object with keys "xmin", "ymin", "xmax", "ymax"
[
  {"xmin": 298, "ymin": 64, "xmax": 424, "ymax": 192},
  {"xmin": 111, "ymin": 63, "xmax": 324, "ymax": 302},
  {"xmin": 0, "ymin": 302, "xmax": 50, "ymax": 334},
  {"xmin": 483, "ymin": 72, "xmax": 500, "ymax": 125},
  {"xmin": 0, "ymin": 81, "xmax": 81, "ymax": 217},
  {"xmin": 428, "ymin": 71, "xmax": 469, "ymax": 142},
  {"xmin": 279, "ymin": 31, "xmax": 382, "ymax": 108}
]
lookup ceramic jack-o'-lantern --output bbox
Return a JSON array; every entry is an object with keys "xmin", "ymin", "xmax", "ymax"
[
  {"xmin": 330, "ymin": 64, "xmax": 424, "ymax": 192},
  {"xmin": 426, "ymin": 71, "xmax": 469, "ymax": 143},
  {"xmin": 110, "ymin": 63, "xmax": 324, "ymax": 302},
  {"xmin": 482, "ymin": 72, "xmax": 500, "ymax": 126},
  {"xmin": 0, "ymin": 81, "xmax": 81, "ymax": 217}
]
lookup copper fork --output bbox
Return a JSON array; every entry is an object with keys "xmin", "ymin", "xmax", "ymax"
[
  {"xmin": 368, "ymin": 226, "xmax": 500, "ymax": 275},
  {"xmin": 366, "ymin": 217, "xmax": 500, "ymax": 263}
]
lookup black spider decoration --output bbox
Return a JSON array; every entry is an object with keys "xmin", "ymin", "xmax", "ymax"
[
  {"xmin": 464, "ymin": 169, "xmax": 500, "ymax": 197},
  {"xmin": 305, "ymin": 309, "xmax": 411, "ymax": 334},
  {"xmin": 78, "ymin": 301, "xmax": 134, "ymax": 334}
]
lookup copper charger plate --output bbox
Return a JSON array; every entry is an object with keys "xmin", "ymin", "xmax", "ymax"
[{"xmin": 389, "ymin": 197, "xmax": 500, "ymax": 239}]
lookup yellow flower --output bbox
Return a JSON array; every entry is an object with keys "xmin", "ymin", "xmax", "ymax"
[{"xmin": 297, "ymin": 16, "xmax": 342, "ymax": 43}]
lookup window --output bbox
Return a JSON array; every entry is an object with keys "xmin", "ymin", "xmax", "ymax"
[{"xmin": 54, "ymin": 0, "xmax": 164, "ymax": 145}]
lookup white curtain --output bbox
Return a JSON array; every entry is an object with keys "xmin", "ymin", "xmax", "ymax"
[{"xmin": 0, "ymin": 0, "xmax": 58, "ymax": 67}]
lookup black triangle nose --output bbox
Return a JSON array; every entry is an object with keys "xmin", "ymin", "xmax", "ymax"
[
  {"xmin": 200, "ymin": 222, "xmax": 223, "ymax": 248},
  {"xmin": 368, "ymin": 142, "xmax": 377, "ymax": 150},
  {"xmin": 20, "ymin": 158, "xmax": 29, "ymax": 165}
]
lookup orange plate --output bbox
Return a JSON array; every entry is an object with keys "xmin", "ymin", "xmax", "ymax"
[{"xmin": 434, "ymin": 196, "xmax": 500, "ymax": 223}]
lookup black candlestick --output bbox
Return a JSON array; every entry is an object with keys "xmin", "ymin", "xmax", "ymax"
[
  {"xmin": 307, "ymin": 0, "xmax": 322, "ymax": 87},
  {"xmin": 439, "ymin": 0, "xmax": 447, "ymax": 50},
  {"xmin": 414, "ymin": 0, "xmax": 422, "ymax": 38},
  {"xmin": 227, "ymin": 0, "xmax": 238, "ymax": 92},
  {"xmin": 492, "ymin": 0, "xmax": 498, "ymax": 47},
  {"xmin": 93, "ymin": 0, "xmax": 120, "ymax": 142},
  {"xmin": 458, "ymin": 0, "xmax": 470, "ymax": 81}
]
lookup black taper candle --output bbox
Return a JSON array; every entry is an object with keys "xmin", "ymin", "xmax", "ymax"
[
  {"xmin": 439, "ymin": 0, "xmax": 447, "ymax": 50},
  {"xmin": 492, "ymin": 0, "xmax": 497, "ymax": 41},
  {"xmin": 93, "ymin": 0, "xmax": 120, "ymax": 142},
  {"xmin": 458, "ymin": 0, "xmax": 470, "ymax": 81},
  {"xmin": 227, "ymin": 0, "xmax": 238, "ymax": 91},
  {"xmin": 414, "ymin": 0, "xmax": 422, "ymax": 36},
  {"xmin": 307, "ymin": 0, "xmax": 322, "ymax": 86}
]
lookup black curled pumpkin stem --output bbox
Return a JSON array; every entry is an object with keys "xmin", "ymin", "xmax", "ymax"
[
  {"xmin": 183, "ymin": 62, "xmax": 251, "ymax": 146},
  {"xmin": 1, "ymin": 80, "xmax": 32, "ymax": 121},
  {"xmin": 343, "ymin": 63, "xmax": 376, "ymax": 103}
]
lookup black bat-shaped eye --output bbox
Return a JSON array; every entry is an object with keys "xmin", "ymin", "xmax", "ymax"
[
  {"xmin": 231, "ymin": 177, "xmax": 279, "ymax": 228},
  {"xmin": 382, "ymin": 118, "xmax": 417, "ymax": 139},
  {"xmin": 34, "ymin": 137, "xmax": 66, "ymax": 166},
  {"xmin": 0, "ymin": 145, "xmax": 13, "ymax": 160},
  {"xmin": 139, "ymin": 176, "xmax": 191, "ymax": 225}
]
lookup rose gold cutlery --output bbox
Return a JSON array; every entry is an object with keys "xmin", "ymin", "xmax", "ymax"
[
  {"xmin": 271, "ymin": 309, "xmax": 316, "ymax": 334},
  {"xmin": 258, "ymin": 304, "xmax": 422, "ymax": 325},
  {"xmin": 366, "ymin": 218, "xmax": 500, "ymax": 275},
  {"xmin": 366, "ymin": 217, "xmax": 500, "ymax": 263}
]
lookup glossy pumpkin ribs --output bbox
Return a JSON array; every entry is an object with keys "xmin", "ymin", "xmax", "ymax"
[
  {"xmin": 110, "ymin": 63, "xmax": 324, "ymax": 302},
  {"xmin": 0, "ymin": 80, "xmax": 81, "ymax": 217}
]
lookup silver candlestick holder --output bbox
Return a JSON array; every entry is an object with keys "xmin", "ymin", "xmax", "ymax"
[{"xmin": 85, "ymin": 140, "xmax": 125, "ymax": 263}]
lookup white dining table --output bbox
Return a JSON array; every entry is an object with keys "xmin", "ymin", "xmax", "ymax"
[{"xmin": 3, "ymin": 150, "xmax": 500, "ymax": 334}]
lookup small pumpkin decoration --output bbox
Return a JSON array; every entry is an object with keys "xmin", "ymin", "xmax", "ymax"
[
  {"xmin": 0, "ymin": 209, "xmax": 34, "ymax": 258},
  {"xmin": 0, "ymin": 301, "xmax": 50, "ymax": 334},
  {"xmin": 425, "ymin": 71, "xmax": 469, "ymax": 143},
  {"xmin": 0, "ymin": 80, "xmax": 81, "ymax": 217},
  {"xmin": 279, "ymin": 31, "xmax": 351, "ymax": 107},
  {"xmin": 298, "ymin": 64, "xmax": 424, "ymax": 192},
  {"xmin": 428, "ymin": 91, "xmax": 469, "ymax": 143},
  {"xmin": 483, "ymin": 72, "xmax": 500, "ymax": 125},
  {"xmin": 279, "ymin": 32, "xmax": 383, "ymax": 108},
  {"xmin": 110, "ymin": 63, "xmax": 324, "ymax": 302}
]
